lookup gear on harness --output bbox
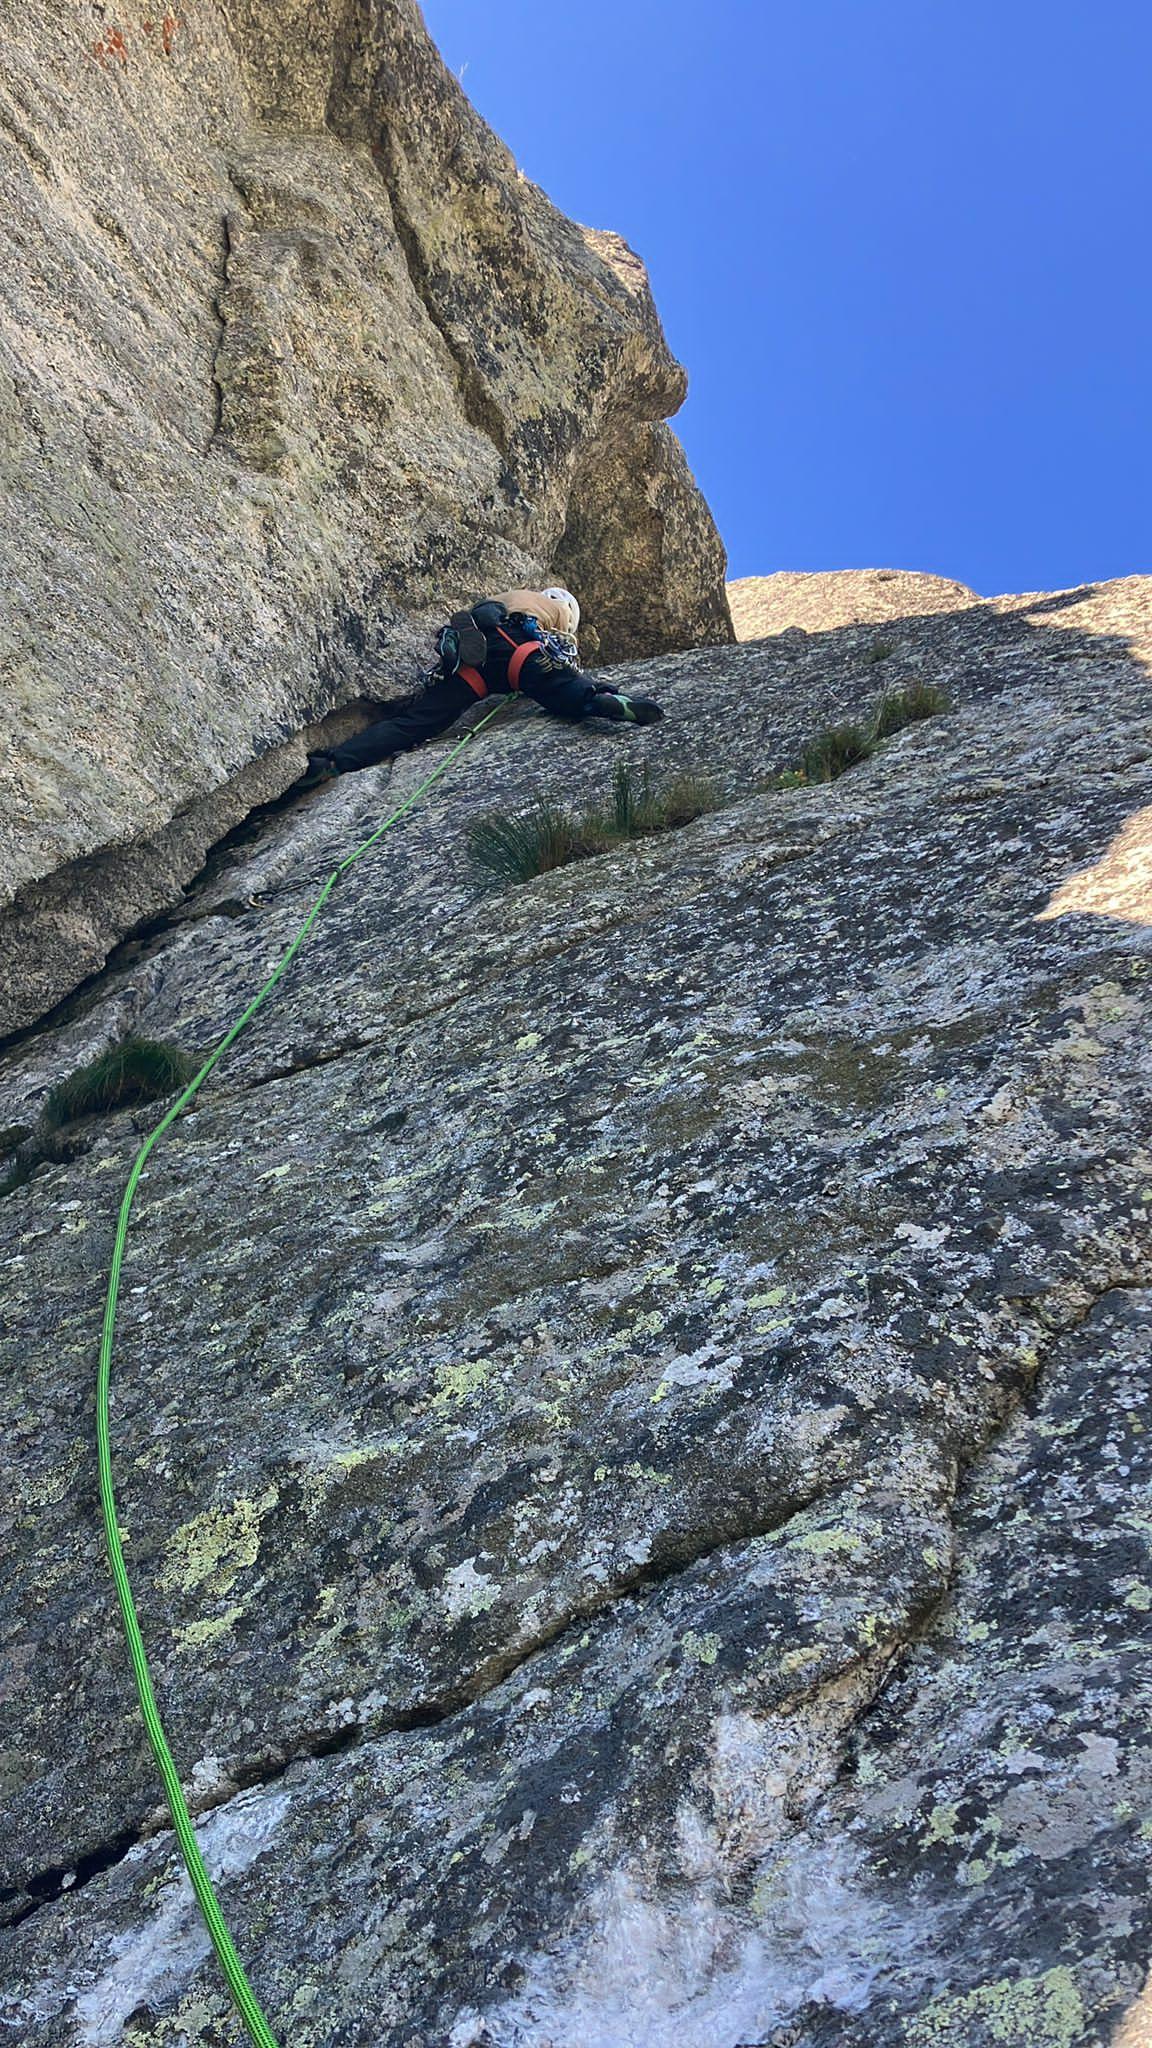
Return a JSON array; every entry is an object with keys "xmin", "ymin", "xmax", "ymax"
[
  {"xmin": 436, "ymin": 606, "xmax": 494, "ymax": 682},
  {"xmin": 440, "ymin": 600, "xmax": 550, "ymax": 701},
  {"xmin": 508, "ymin": 613, "xmax": 581, "ymax": 673}
]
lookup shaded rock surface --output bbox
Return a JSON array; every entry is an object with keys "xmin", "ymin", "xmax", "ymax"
[
  {"xmin": 0, "ymin": 0, "xmax": 730, "ymax": 1036},
  {"xmin": 2, "ymin": 576, "xmax": 1152, "ymax": 2044}
]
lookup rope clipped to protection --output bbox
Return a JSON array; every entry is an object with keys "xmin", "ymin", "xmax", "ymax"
[{"xmin": 96, "ymin": 701, "xmax": 509, "ymax": 2046}]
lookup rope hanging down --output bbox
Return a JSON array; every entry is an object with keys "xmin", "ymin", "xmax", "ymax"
[{"xmin": 96, "ymin": 700, "xmax": 510, "ymax": 2048}]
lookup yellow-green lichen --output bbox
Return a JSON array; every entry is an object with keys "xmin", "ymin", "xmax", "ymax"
[
  {"xmin": 628, "ymin": 1310, "xmax": 667, "ymax": 1339},
  {"xmin": 20, "ymin": 1446, "xmax": 84, "ymax": 1510},
  {"xmin": 433, "ymin": 1356, "xmax": 494, "ymax": 1406},
  {"xmin": 174, "ymin": 1605, "xmax": 244, "ymax": 1652},
  {"xmin": 159, "ymin": 1485, "xmax": 279, "ymax": 1597},
  {"xmin": 923, "ymin": 1802, "xmax": 960, "ymax": 1845},
  {"xmin": 957, "ymin": 1618, "xmax": 994, "ymax": 1644},
  {"xmin": 779, "ymin": 1645, "xmax": 822, "ymax": 1677},
  {"xmin": 790, "ymin": 1525, "xmax": 866, "ymax": 1559},
  {"xmin": 680, "ymin": 1630, "xmax": 721, "ymax": 1666},
  {"xmin": 906, "ymin": 1966, "xmax": 1085, "ymax": 2047}
]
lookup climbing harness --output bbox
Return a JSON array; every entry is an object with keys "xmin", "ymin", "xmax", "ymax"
[
  {"xmin": 96, "ymin": 699, "xmax": 510, "ymax": 2047},
  {"xmin": 458, "ymin": 624, "xmax": 541, "ymax": 700},
  {"xmin": 437, "ymin": 600, "xmax": 550, "ymax": 702}
]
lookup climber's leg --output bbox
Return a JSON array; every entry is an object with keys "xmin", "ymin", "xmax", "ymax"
[
  {"xmin": 517, "ymin": 650, "xmax": 664, "ymax": 725},
  {"xmin": 315, "ymin": 674, "xmax": 478, "ymax": 776},
  {"xmin": 516, "ymin": 649, "xmax": 600, "ymax": 721}
]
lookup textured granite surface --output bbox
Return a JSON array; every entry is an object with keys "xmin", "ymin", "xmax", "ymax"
[{"xmin": 1, "ymin": 577, "xmax": 1150, "ymax": 2044}]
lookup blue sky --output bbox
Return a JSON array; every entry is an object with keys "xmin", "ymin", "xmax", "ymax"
[{"xmin": 421, "ymin": 0, "xmax": 1150, "ymax": 597}]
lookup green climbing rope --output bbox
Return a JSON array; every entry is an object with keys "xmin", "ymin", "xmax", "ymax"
[{"xmin": 96, "ymin": 700, "xmax": 509, "ymax": 2047}]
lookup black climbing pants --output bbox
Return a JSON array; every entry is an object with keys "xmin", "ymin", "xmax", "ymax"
[{"xmin": 327, "ymin": 651, "xmax": 610, "ymax": 774}]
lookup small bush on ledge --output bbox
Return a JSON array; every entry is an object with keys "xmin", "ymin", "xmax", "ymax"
[
  {"xmin": 870, "ymin": 679, "xmax": 948, "ymax": 738},
  {"xmin": 42, "ymin": 1037, "xmax": 200, "ymax": 1130},
  {"xmin": 1, "ymin": 1036, "xmax": 202, "ymax": 1201},
  {"xmin": 769, "ymin": 681, "xmax": 949, "ymax": 789},
  {"xmin": 802, "ymin": 720, "xmax": 876, "ymax": 784},
  {"xmin": 468, "ymin": 762, "xmax": 721, "ymax": 885}
]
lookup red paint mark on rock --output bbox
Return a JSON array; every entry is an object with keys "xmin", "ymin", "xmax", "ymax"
[
  {"xmin": 91, "ymin": 28, "xmax": 128, "ymax": 68},
  {"xmin": 161, "ymin": 11, "xmax": 178, "ymax": 56}
]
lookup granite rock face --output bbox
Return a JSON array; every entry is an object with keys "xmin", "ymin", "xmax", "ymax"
[
  {"xmin": 2, "ymin": 576, "xmax": 1151, "ymax": 2044},
  {"xmin": 0, "ymin": 0, "xmax": 730, "ymax": 1036},
  {"xmin": 727, "ymin": 569, "xmax": 980, "ymax": 640}
]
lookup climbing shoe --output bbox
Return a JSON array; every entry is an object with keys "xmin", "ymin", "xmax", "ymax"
[
  {"xmin": 299, "ymin": 750, "xmax": 339, "ymax": 789},
  {"xmin": 593, "ymin": 691, "xmax": 664, "ymax": 725}
]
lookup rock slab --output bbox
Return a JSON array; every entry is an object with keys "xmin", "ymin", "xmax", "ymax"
[{"xmin": 1, "ymin": 575, "xmax": 1151, "ymax": 2043}]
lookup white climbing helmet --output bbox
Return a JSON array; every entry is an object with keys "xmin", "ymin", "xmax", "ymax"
[{"xmin": 542, "ymin": 585, "xmax": 580, "ymax": 636}]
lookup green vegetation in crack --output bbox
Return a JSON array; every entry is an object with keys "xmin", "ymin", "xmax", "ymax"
[
  {"xmin": 766, "ymin": 680, "xmax": 950, "ymax": 788},
  {"xmin": 1, "ymin": 1036, "xmax": 201, "ymax": 1197},
  {"xmin": 801, "ymin": 719, "xmax": 878, "ymax": 783},
  {"xmin": 467, "ymin": 761, "xmax": 722, "ymax": 885},
  {"xmin": 869, "ymin": 678, "xmax": 948, "ymax": 738},
  {"xmin": 42, "ymin": 1037, "xmax": 200, "ymax": 1128}
]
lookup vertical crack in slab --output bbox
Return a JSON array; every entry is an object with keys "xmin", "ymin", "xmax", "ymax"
[{"xmin": 206, "ymin": 208, "xmax": 234, "ymax": 454}]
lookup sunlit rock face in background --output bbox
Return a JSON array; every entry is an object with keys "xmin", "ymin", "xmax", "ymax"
[
  {"xmin": 2, "ymin": 571, "xmax": 1151, "ymax": 2045},
  {"xmin": 726, "ymin": 568, "xmax": 982, "ymax": 640},
  {"xmin": 0, "ymin": 0, "xmax": 731, "ymax": 1036}
]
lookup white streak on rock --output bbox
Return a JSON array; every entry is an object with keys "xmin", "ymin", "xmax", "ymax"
[{"xmin": 72, "ymin": 1787, "xmax": 289, "ymax": 2046}]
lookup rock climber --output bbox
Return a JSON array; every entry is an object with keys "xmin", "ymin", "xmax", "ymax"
[{"xmin": 300, "ymin": 586, "xmax": 663, "ymax": 785}]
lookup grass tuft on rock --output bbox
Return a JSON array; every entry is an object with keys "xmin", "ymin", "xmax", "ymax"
[
  {"xmin": 466, "ymin": 797, "xmax": 588, "ymax": 885},
  {"xmin": 606, "ymin": 761, "xmax": 719, "ymax": 838},
  {"xmin": 42, "ymin": 1037, "xmax": 200, "ymax": 1130},
  {"xmin": 801, "ymin": 721, "xmax": 876, "ymax": 783},
  {"xmin": 773, "ymin": 682, "xmax": 950, "ymax": 789},
  {"xmin": 469, "ymin": 763, "xmax": 720, "ymax": 885},
  {"xmin": 869, "ymin": 679, "xmax": 948, "ymax": 738},
  {"xmin": 649, "ymin": 770, "xmax": 723, "ymax": 831}
]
